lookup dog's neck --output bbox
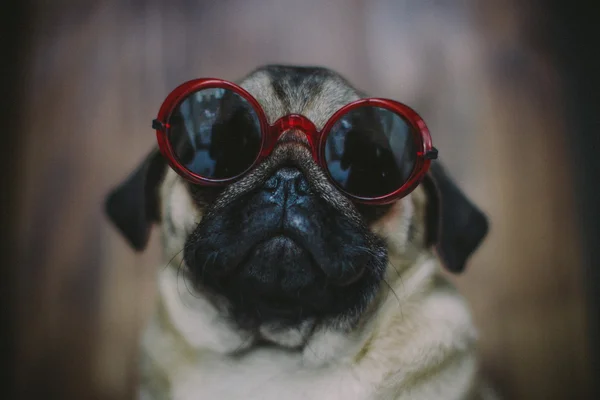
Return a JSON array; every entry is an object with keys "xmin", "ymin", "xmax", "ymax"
[
  {"xmin": 143, "ymin": 250, "xmax": 441, "ymax": 368},
  {"xmin": 139, "ymin": 251, "xmax": 481, "ymax": 400}
]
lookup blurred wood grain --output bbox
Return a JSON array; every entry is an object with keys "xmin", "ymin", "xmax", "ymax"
[{"xmin": 13, "ymin": 1, "xmax": 592, "ymax": 399}]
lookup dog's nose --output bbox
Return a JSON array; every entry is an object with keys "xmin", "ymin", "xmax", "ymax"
[{"xmin": 263, "ymin": 167, "xmax": 310, "ymax": 206}]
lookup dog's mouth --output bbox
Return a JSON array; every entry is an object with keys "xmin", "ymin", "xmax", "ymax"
[
  {"xmin": 240, "ymin": 234, "xmax": 314, "ymax": 272},
  {"xmin": 225, "ymin": 234, "xmax": 325, "ymax": 319},
  {"xmin": 188, "ymin": 219, "xmax": 384, "ymax": 328},
  {"xmin": 237, "ymin": 232, "xmax": 366, "ymax": 290}
]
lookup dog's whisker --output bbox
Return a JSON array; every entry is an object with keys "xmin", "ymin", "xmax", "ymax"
[
  {"xmin": 381, "ymin": 278, "xmax": 401, "ymax": 308},
  {"xmin": 200, "ymin": 251, "xmax": 218, "ymax": 283},
  {"xmin": 232, "ymin": 333, "xmax": 255, "ymax": 355},
  {"xmin": 303, "ymin": 339, "xmax": 320, "ymax": 361},
  {"xmin": 176, "ymin": 255, "xmax": 204, "ymax": 302},
  {"xmin": 355, "ymin": 245, "xmax": 400, "ymax": 276},
  {"xmin": 175, "ymin": 256, "xmax": 190, "ymax": 306},
  {"xmin": 387, "ymin": 259, "xmax": 403, "ymax": 278},
  {"xmin": 162, "ymin": 247, "xmax": 185, "ymax": 271}
]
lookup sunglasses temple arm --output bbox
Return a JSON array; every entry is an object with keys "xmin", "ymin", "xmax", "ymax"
[
  {"xmin": 152, "ymin": 119, "xmax": 169, "ymax": 131},
  {"xmin": 424, "ymin": 147, "xmax": 439, "ymax": 160}
]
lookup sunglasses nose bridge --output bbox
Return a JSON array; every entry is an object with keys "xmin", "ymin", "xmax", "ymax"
[
  {"xmin": 270, "ymin": 114, "xmax": 320, "ymax": 155},
  {"xmin": 276, "ymin": 128, "xmax": 310, "ymax": 145}
]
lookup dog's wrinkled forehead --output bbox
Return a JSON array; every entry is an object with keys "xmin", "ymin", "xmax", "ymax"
[{"xmin": 238, "ymin": 66, "xmax": 363, "ymax": 129}]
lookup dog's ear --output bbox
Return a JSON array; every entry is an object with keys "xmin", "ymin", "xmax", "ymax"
[
  {"xmin": 422, "ymin": 162, "xmax": 489, "ymax": 273},
  {"xmin": 105, "ymin": 149, "xmax": 167, "ymax": 251}
]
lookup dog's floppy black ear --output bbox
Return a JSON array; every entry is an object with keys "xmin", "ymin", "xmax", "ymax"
[
  {"xmin": 105, "ymin": 149, "xmax": 167, "ymax": 251},
  {"xmin": 422, "ymin": 162, "xmax": 489, "ymax": 273}
]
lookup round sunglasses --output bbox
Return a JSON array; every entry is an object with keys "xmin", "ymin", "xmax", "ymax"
[{"xmin": 152, "ymin": 79, "xmax": 438, "ymax": 205}]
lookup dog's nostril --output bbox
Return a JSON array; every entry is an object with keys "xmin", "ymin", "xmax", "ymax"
[
  {"xmin": 264, "ymin": 175, "xmax": 279, "ymax": 191},
  {"xmin": 263, "ymin": 167, "xmax": 309, "ymax": 197},
  {"xmin": 295, "ymin": 176, "xmax": 310, "ymax": 195}
]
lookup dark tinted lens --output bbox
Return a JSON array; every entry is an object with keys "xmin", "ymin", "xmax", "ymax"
[
  {"xmin": 324, "ymin": 106, "xmax": 417, "ymax": 198},
  {"xmin": 167, "ymin": 88, "xmax": 262, "ymax": 180}
]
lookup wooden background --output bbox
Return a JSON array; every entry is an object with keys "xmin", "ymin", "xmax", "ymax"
[{"xmin": 12, "ymin": 1, "xmax": 593, "ymax": 399}]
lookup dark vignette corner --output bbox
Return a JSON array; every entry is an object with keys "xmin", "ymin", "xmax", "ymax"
[
  {"xmin": 0, "ymin": 0, "xmax": 32, "ymax": 399},
  {"xmin": 544, "ymin": 0, "xmax": 600, "ymax": 398}
]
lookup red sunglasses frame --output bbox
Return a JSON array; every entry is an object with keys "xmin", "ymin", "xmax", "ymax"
[{"xmin": 152, "ymin": 78, "xmax": 438, "ymax": 205}]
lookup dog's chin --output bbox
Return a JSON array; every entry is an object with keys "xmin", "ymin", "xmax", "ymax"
[
  {"xmin": 189, "ymin": 233, "xmax": 382, "ymax": 347},
  {"xmin": 220, "ymin": 234, "xmax": 335, "ymax": 329}
]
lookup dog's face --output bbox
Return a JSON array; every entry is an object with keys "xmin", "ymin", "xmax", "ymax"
[{"xmin": 106, "ymin": 65, "xmax": 488, "ymax": 346}]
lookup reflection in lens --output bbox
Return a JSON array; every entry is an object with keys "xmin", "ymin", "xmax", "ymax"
[
  {"xmin": 324, "ymin": 106, "xmax": 417, "ymax": 198},
  {"xmin": 167, "ymin": 87, "xmax": 262, "ymax": 180}
]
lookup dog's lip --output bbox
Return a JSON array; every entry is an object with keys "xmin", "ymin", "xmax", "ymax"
[
  {"xmin": 244, "ymin": 231, "xmax": 319, "ymax": 266},
  {"xmin": 233, "ymin": 230, "xmax": 368, "ymax": 287},
  {"xmin": 251, "ymin": 230, "xmax": 311, "ymax": 253},
  {"xmin": 239, "ymin": 233, "xmax": 365, "ymax": 288}
]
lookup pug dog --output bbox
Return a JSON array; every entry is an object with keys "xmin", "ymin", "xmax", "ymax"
[{"xmin": 105, "ymin": 65, "xmax": 496, "ymax": 400}]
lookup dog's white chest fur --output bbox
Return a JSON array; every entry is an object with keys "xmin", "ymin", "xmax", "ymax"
[
  {"xmin": 141, "ymin": 267, "xmax": 370, "ymax": 400},
  {"xmin": 139, "ymin": 258, "xmax": 486, "ymax": 400},
  {"xmin": 166, "ymin": 349, "xmax": 367, "ymax": 400}
]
